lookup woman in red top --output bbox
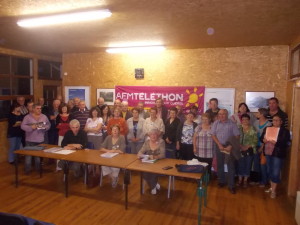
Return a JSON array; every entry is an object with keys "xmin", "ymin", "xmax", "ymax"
[
  {"xmin": 56, "ymin": 103, "xmax": 71, "ymax": 146},
  {"xmin": 107, "ymin": 107, "xmax": 128, "ymax": 136}
]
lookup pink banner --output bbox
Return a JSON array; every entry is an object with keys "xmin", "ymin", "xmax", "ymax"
[{"xmin": 115, "ymin": 86, "xmax": 205, "ymax": 113}]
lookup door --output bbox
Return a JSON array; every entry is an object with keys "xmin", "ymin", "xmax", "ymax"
[{"xmin": 43, "ymin": 85, "xmax": 57, "ymax": 107}]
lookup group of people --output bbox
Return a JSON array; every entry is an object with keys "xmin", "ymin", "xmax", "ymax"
[{"xmin": 7, "ymin": 95, "xmax": 290, "ymax": 197}]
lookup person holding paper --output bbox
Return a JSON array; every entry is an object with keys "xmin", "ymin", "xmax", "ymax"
[
  {"xmin": 137, "ymin": 129, "xmax": 165, "ymax": 195},
  {"xmin": 100, "ymin": 125, "xmax": 126, "ymax": 188},
  {"xmin": 260, "ymin": 115, "xmax": 290, "ymax": 198}
]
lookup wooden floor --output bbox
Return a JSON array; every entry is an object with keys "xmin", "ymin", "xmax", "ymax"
[{"xmin": 0, "ymin": 161, "xmax": 296, "ymax": 225}]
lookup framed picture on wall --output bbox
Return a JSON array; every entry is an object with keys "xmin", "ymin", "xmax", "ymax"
[
  {"xmin": 65, "ymin": 86, "xmax": 90, "ymax": 108},
  {"xmin": 97, "ymin": 88, "xmax": 115, "ymax": 105},
  {"xmin": 245, "ymin": 91, "xmax": 275, "ymax": 112}
]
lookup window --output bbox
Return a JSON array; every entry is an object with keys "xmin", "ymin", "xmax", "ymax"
[
  {"xmin": 0, "ymin": 54, "xmax": 33, "ymax": 120},
  {"xmin": 38, "ymin": 60, "xmax": 61, "ymax": 80},
  {"xmin": 291, "ymin": 44, "xmax": 300, "ymax": 78}
]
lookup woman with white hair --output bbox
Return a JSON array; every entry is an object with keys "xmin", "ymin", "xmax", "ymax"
[{"xmin": 137, "ymin": 128, "xmax": 165, "ymax": 195}]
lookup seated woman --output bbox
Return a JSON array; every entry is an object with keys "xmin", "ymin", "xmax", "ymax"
[
  {"xmin": 137, "ymin": 129, "xmax": 165, "ymax": 195},
  {"xmin": 60, "ymin": 119, "xmax": 88, "ymax": 177},
  {"xmin": 261, "ymin": 115, "xmax": 290, "ymax": 198},
  {"xmin": 100, "ymin": 125, "xmax": 126, "ymax": 188}
]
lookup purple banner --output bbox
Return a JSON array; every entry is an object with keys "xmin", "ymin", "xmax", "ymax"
[{"xmin": 115, "ymin": 86, "xmax": 205, "ymax": 113}]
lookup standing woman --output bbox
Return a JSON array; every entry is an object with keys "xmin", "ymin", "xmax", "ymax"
[
  {"xmin": 261, "ymin": 115, "xmax": 290, "ymax": 198},
  {"xmin": 107, "ymin": 107, "xmax": 128, "ymax": 136},
  {"xmin": 7, "ymin": 103, "xmax": 24, "ymax": 164},
  {"xmin": 143, "ymin": 107, "xmax": 165, "ymax": 138},
  {"xmin": 231, "ymin": 103, "xmax": 256, "ymax": 126},
  {"xmin": 193, "ymin": 113, "xmax": 214, "ymax": 173},
  {"xmin": 137, "ymin": 129, "xmax": 165, "ymax": 195},
  {"xmin": 100, "ymin": 104, "xmax": 112, "ymax": 140},
  {"xmin": 237, "ymin": 114, "xmax": 258, "ymax": 188},
  {"xmin": 127, "ymin": 107, "xmax": 145, "ymax": 154},
  {"xmin": 176, "ymin": 112, "xmax": 198, "ymax": 160},
  {"xmin": 56, "ymin": 103, "xmax": 71, "ymax": 146},
  {"xmin": 84, "ymin": 107, "xmax": 103, "ymax": 149},
  {"xmin": 100, "ymin": 125, "xmax": 126, "ymax": 188},
  {"xmin": 163, "ymin": 107, "xmax": 180, "ymax": 158}
]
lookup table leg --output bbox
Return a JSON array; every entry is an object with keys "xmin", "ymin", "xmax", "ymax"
[
  {"xmin": 167, "ymin": 176, "xmax": 172, "ymax": 199},
  {"xmin": 124, "ymin": 170, "xmax": 131, "ymax": 210},
  {"xmin": 140, "ymin": 172, "xmax": 144, "ymax": 195},
  {"xmin": 15, "ymin": 154, "xmax": 19, "ymax": 188},
  {"xmin": 84, "ymin": 163, "xmax": 88, "ymax": 185},
  {"xmin": 63, "ymin": 161, "xmax": 69, "ymax": 198},
  {"xmin": 197, "ymin": 178, "xmax": 204, "ymax": 225},
  {"xmin": 39, "ymin": 157, "xmax": 43, "ymax": 178}
]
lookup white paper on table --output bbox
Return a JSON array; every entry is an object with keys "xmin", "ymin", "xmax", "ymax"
[
  {"xmin": 100, "ymin": 152, "xmax": 119, "ymax": 158},
  {"xmin": 53, "ymin": 150, "xmax": 76, "ymax": 155},
  {"xmin": 44, "ymin": 147, "xmax": 64, "ymax": 153}
]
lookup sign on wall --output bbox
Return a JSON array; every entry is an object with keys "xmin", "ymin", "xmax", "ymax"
[{"xmin": 115, "ymin": 86, "xmax": 205, "ymax": 113}]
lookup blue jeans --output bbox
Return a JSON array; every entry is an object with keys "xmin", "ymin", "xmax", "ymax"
[
  {"xmin": 266, "ymin": 155, "xmax": 283, "ymax": 183},
  {"xmin": 8, "ymin": 137, "xmax": 22, "ymax": 163},
  {"xmin": 165, "ymin": 143, "xmax": 176, "ymax": 159},
  {"xmin": 260, "ymin": 164, "xmax": 268, "ymax": 185},
  {"xmin": 238, "ymin": 155, "xmax": 254, "ymax": 177},
  {"xmin": 24, "ymin": 141, "xmax": 43, "ymax": 173}
]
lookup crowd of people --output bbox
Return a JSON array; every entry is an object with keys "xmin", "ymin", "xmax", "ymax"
[{"xmin": 6, "ymin": 95, "xmax": 290, "ymax": 198}]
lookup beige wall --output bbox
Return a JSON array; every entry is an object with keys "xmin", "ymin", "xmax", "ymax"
[
  {"xmin": 63, "ymin": 45, "xmax": 289, "ymax": 112},
  {"xmin": 0, "ymin": 47, "xmax": 61, "ymax": 163}
]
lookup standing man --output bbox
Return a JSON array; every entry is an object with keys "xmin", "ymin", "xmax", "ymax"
[
  {"xmin": 72, "ymin": 101, "xmax": 89, "ymax": 130},
  {"xmin": 211, "ymin": 109, "xmax": 240, "ymax": 194},
  {"xmin": 96, "ymin": 97, "xmax": 105, "ymax": 111},
  {"xmin": 267, "ymin": 97, "xmax": 288, "ymax": 128},
  {"xmin": 71, "ymin": 97, "xmax": 80, "ymax": 113},
  {"xmin": 137, "ymin": 101, "xmax": 150, "ymax": 119},
  {"xmin": 114, "ymin": 99, "xmax": 122, "ymax": 107},
  {"xmin": 21, "ymin": 104, "xmax": 50, "ymax": 173},
  {"xmin": 121, "ymin": 100, "xmax": 132, "ymax": 120},
  {"xmin": 48, "ymin": 99, "xmax": 61, "ymax": 145},
  {"xmin": 37, "ymin": 97, "xmax": 49, "ymax": 115},
  {"xmin": 205, "ymin": 98, "xmax": 220, "ymax": 122},
  {"xmin": 17, "ymin": 96, "xmax": 28, "ymax": 115}
]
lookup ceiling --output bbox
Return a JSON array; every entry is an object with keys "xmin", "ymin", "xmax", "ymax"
[{"xmin": 0, "ymin": 0, "xmax": 300, "ymax": 56}]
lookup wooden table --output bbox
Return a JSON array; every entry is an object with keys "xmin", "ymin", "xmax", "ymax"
[{"xmin": 126, "ymin": 158, "xmax": 208, "ymax": 225}]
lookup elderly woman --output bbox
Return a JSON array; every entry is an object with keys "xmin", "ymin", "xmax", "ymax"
[
  {"xmin": 193, "ymin": 113, "xmax": 214, "ymax": 173},
  {"xmin": 7, "ymin": 103, "xmax": 24, "ymax": 164},
  {"xmin": 231, "ymin": 103, "xmax": 256, "ymax": 126},
  {"xmin": 107, "ymin": 107, "xmax": 128, "ymax": 136},
  {"xmin": 84, "ymin": 107, "xmax": 103, "ymax": 149},
  {"xmin": 261, "ymin": 115, "xmax": 290, "ymax": 198},
  {"xmin": 143, "ymin": 107, "xmax": 165, "ymax": 138},
  {"xmin": 237, "ymin": 114, "xmax": 258, "ymax": 188},
  {"xmin": 127, "ymin": 107, "xmax": 145, "ymax": 154},
  {"xmin": 137, "ymin": 129, "xmax": 165, "ymax": 195},
  {"xmin": 100, "ymin": 125, "xmax": 126, "ymax": 188},
  {"xmin": 176, "ymin": 112, "xmax": 198, "ymax": 160}
]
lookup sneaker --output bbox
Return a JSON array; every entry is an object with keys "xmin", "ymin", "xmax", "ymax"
[
  {"xmin": 156, "ymin": 183, "xmax": 161, "ymax": 190},
  {"xmin": 111, "ymin": 177, "xmax": 118, "ymax": 188},
  {"xmin": 265, "ymin": 187, "xmax": 272, "ymax": 193},
  {"xmin": 151, "ymin": 188, "xmax": 157, "ymax": 195},
  {"xmin": 270, "ymin": 192, "xmax": 276, "ymax": 199}
]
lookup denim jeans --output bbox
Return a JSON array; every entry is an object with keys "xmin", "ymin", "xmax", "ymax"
[
  {"xmin": 165, "ymin": 142, "xmax": 176, "ymax": 159},
  {"xmin": 238, "ymin": 155, "xmax": 254, "ymax": 177},
  {"xmin": 8, "ymin": 137, "xmax": 22, "ymax": 163},
  {"xmin": 24, "ymin": 141, "xmax": 43, "ymax": 173},
  {"xmin": 260, "ymin": 164, "xmax": 268, "ymax": 185},
  {"xmin": 266, "ymin": 155, "xmax": 283, "ymax": 183}
]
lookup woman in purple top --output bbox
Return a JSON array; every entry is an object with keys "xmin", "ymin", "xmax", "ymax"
[{"xmin": 21, "ymin": 104, "xmax": 50, "ymax": 173}]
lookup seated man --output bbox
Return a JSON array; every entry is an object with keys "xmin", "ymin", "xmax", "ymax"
[{"xmin": 60, "ymin": 119, "xmax": 88, "ymax": 177}]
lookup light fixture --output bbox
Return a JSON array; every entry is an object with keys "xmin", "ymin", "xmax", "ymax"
[
  {"xmin": 106, "ymin": 45, "xmax": 166, "ymax": 54},
  {"xmin": 17, "ymin": 9, "xmax": 112, "ymax": 27}
]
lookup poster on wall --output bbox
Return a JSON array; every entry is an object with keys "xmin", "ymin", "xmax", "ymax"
[
  {"xmin": 204, "ymin": 88, "xmax": 235, "ymax": 116},
  {"xmin": 245, "ymin": 91, "xmax": 274, "ymax": 112},
  {"xmin": 64, "ymin": 86, "xmax": 90, "ymax": 108},
  {"xmin": 96, "ymin": 89, "xmax": 115, "ymax": 105},
  {"xmin": 115, "ymin": 86, "xmax": 205, "ymax": 113}
]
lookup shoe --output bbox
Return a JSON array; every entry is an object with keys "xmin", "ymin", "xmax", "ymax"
[
  {"xmin": 111, "ymin": 177, "xmax": 118, "ymax": 188},
  {"xmin": 270, "ymin": 192, "xmax": 276, "ymax": 199},
  {"xmin": 228, "ymin": 187, "xmax": 236, "ymax": 194},
  {"xmin": 151, "ymin": 188, "xmax": 157, "ymax": 195},
  {"xmin": 156, "ymin": 183, "xmax": 160, "ymax": 190},
  {"xmin": 218, "ymin": 183, "xmax": 225, "ymax": 188},
  {"xmin": 236, "ymin": 181, "xmax": 242, "ymax": 187},
  {"xmin": 265, "ymin": 187, "xmax": 272, "ymax": 193}
]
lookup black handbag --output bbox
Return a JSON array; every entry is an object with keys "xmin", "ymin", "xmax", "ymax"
[
  {"xmin": 175, "ymin": 164, "xmax": 205, "ymax": 173},
  {"xmin": 241, "ymin": 147, "xmax": 254, "ymax": 157}
]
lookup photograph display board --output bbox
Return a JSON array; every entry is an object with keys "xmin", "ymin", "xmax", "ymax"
[{"xmin": 64, "ymin": 86, "xmax": 90, "ymax": 108}]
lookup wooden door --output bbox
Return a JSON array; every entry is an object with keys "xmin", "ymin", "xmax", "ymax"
[{"xmin": 43, "ymin": 85, "xmax": 57, "ymax": 107}]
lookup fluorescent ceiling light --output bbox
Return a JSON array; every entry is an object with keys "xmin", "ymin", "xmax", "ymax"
[
  {"xmin": 106, "ymin": 46, "xmax": 166, "ymax": 54},
  {"xmin": 17, "ymin": 9, "xmax": 112, "ymax": 27}
]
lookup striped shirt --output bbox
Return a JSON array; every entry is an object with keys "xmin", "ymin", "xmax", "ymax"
[
  {"xmin": 194, "ymin": 126, "xmax": 214, "ymax": 158},
  {"xmin": 211, "ymin": 119, "xmax": 240, "ymax": 145},
  {"xmin": 73, "ymin": 109, "xmax": 90, "ymax": 130}
]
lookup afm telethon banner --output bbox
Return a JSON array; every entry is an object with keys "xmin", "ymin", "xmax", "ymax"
[{"xmin": 115, "ymin": 86, "xmax": 205, "ymax": 113}]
